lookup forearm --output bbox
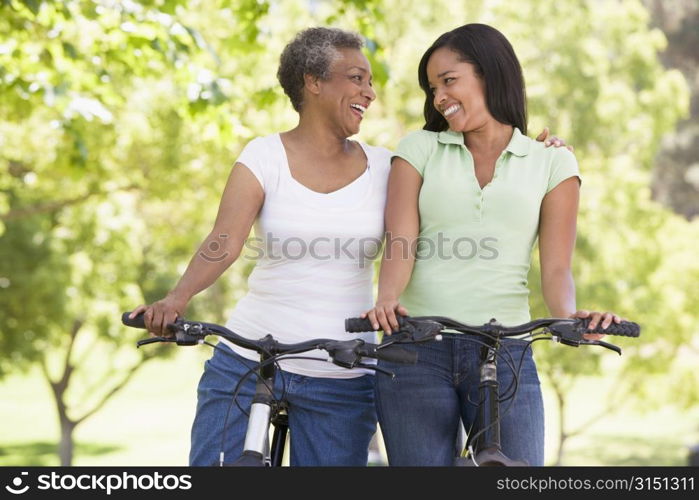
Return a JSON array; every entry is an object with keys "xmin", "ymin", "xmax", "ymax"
[
  {"xmin": 375, "ymin": 156, "xmax": 422, "ymax": 306},
  {"xmin": 167, "ymin": 231, "xmax": 243, "ymax": 306},
  {"xmin": 541, "ymin": 267, "xmax": 577, "ymax": 318},
  {"xmin": 376, "ymin": 235, "xmax": 416, "ymax": 301}
]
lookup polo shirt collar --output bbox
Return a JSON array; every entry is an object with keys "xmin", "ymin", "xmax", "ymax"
[
  {"xmin": 505, "ymin": 127, "xmax": 530, "ymax": 157},
  {"xmin": 437, "ymin": 127, "xmax": 530, "ymax": 157},
  {"xmin": 436, "ymin": 129, "xmax": 465, "ymax": 145}
]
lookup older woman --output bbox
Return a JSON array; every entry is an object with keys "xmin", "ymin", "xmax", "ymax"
[{"xmin": 131, "ymin": 27, "xmax": 388, "ymax": 466}]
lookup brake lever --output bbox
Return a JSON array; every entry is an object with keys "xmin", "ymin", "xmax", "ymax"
[
  {"xmin": 580, "ymin": 339, "xmax": 622, "ymax": 355},
  {"xmin": 136, "ymin": 337, "xmax": 176, "ymax": 347},
  {"xmin": 376, "ymin": 332, "xmax": 407, "ymax": 347},
  {"xmin": 136, "ymin": 330, "xmax": 202, "ymax": 348},
  {"xmin": 355, "ymin": 363, "xmax": 396, "ymax": 379}
]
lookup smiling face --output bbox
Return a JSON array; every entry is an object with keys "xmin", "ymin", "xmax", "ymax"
[
  {"xmin": 426, "ymin": 47, "xmax": 492, "ymax": 133},
  {"xmin": 314, "ymin": 48, "xmax": 376, "ymax": 137}
]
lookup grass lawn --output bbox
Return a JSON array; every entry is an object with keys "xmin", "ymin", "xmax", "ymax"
[
  {"xmin": 542, "ymin": 383, "xmax": 699, "ymax": 466},
  {"xmin": 1, "ymin": 348, "xmax": 697, "ymax": 466},
  {"xmin": 0, "ymin": 348, "xmax": 207, "ymax": 466}
]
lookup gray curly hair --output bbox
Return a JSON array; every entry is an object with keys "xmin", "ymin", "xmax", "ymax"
[{"xmin": 277, "ymin": 27, "xmax": 364, "ymax": 112}]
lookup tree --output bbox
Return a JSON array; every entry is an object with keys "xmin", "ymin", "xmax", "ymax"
[
  {"xmin": 0, "ymin": 0, "xmax": 265, "ymax": 464},
  {"xmin": 494, "ymin": 1, "xmax": 697, "ymax": 463},
  {"xmin": 1, "ymin": 0, "xmax": 696, "ymax": 466},
  {"xmin": 644, "ymin": 0, "xmax": 699, "ymax": 220}
]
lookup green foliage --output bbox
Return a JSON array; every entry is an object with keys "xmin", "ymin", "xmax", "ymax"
[
  {"xmin": 0, "ymin": 0, "xmax": 696, "ymax": 464},
  {"xmin": 507, "ymin": 0, "xmax": 697, "ymax": 414}
]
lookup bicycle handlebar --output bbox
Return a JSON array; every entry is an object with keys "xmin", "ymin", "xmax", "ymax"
[
  {"xmin": 122, "ymin": 311, "xmax": 418, "ymax": 367},
  {"xmin": 345, "ymin": 315, "xmax": 640, "ymax": 354},
  {"xmin": 346, "ymin": 315, "xmax": 639, "ymax": 336}
]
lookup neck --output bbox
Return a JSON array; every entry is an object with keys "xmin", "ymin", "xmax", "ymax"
[
  {"xmin": 284, "ymin": 109, "xmax": 353, "ymax": 156},
  {"xmin": 462, "ymin": 121, "xmax": 514, "ymax": 155}
]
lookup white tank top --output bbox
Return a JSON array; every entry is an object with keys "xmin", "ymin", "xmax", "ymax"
[{"xmin": 222, "ymin": 133, "xmax": 391, "ymax": 378}]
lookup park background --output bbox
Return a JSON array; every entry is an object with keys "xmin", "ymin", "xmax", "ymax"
[{"xmin": 1, "ymin": 0, "xmax": 698, "ymax": 466}]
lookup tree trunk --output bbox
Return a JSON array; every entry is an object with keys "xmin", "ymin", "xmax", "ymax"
[
  {"xmin": 41, "ymin": 319, "xmax": 82, "ymax": 466},
  {"xmin": 550, "ymin": 375, "xmax": 569, "ymax": 466},
  {"xmin": 59, "ymin": 416, "xmax": 77, "ymax": 466},
  {"xmin": 555, "ymin": 390, "xmax": 568, "ymax": 466}
]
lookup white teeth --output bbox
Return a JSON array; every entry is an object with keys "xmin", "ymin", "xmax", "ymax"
[
  {"xmin": 443, "ymin": 104, "xmax": 460, "ymax": 117},
  {"xmin": 350, "ymin": 103, "xmax": 366, "ymax": 114}
]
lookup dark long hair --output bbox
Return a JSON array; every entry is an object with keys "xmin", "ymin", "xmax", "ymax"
[{"xmin": 418, "ymin": 24, "xmax": 527, "ymax": 134}]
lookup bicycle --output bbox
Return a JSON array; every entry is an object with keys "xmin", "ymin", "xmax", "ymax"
[
  {"xmin": 344, "ymin": 314, "xmax": 641, "ymax": 466},
  {"xmin": 121, "ymin": 311, "xmax": 439, "ymax": 466}
]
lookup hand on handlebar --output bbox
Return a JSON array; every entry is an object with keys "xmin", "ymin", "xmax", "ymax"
[
  {"xmin": 128, "ymin": 294, "xmax": 186, "ymax": 337},
  {"xmin": 570, "ymin": 309, "xmax": 624, "ymax": 341},
  {"xmin": 361, "ymin": 299, "xmax": 409, "ymax": 335}
]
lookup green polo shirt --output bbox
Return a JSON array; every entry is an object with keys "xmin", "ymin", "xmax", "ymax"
[{"xmin": 394, "ymin": 127, "xmax": 580, "ymax": 327}]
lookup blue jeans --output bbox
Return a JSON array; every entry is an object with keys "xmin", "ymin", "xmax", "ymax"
[
  {"xmin": 189, "ymin": 343, "xmax": 377, "ymax": 466},
  {"xmin": 375, "ymin": 335, "xmax": 544, "ymax": 466}
]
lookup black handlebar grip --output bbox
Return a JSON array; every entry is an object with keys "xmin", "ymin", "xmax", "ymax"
[
  {"xmin": 371, "ymin": 345, "xmax": 418, "ymax": 364},
  {"xmin": 345, "ymin": 317, "xmax": 376, "ymax": 332},
  {"xmin": 345, "ymin": 316, "xmax": 408, "ymax": 333},
  {"xmin": 122, "ymin": 311, "xmax": 146, "ymax": 329},
  {"xmin": 580, "ymin": 317, "xmax": 641, "ymax": 337}
]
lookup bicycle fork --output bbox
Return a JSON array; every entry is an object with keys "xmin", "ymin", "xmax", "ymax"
[
  {"xmin": 456, "ymin": 341, "xmax": 527, "ymax": 466},
  {"xmin": 229, "ymin": 351, "xmax": 278, "ymax": 466},
  {"xmin": 475, "ymin": 345, "xmax": 501, "ymax": 455}
]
